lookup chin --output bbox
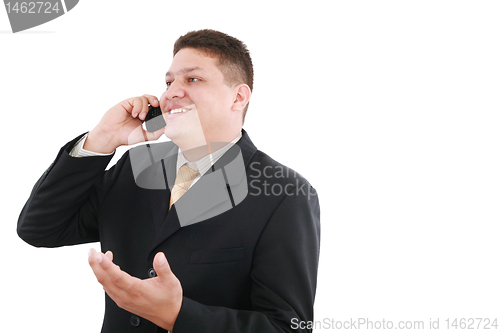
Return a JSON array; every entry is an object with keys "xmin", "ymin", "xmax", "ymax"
[
  {"xmin": 164, "ymin": 127, "xmax": 178, "ymax": 141},
  {"xmin": 164, "ymin": 126, "xmax": 188, "ymax": 143}
]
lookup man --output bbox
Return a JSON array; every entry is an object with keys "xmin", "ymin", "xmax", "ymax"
[{"xmin": 18, "ymin": 29, "xmax": 320, "ymax": 332}]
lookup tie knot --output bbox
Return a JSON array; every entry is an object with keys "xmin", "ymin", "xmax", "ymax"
[
  {"xmin": 169, "ymin": 164, "xmax": 199, "ymax": 210},
  {"xmin": 178, "ymin": 164, "xmax": 199, "ymax": 182}
]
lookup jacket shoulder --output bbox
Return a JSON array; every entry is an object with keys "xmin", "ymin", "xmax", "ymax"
[{"xmin": 248, "ymin": 150, "xmax": 314, "ymax": 187}]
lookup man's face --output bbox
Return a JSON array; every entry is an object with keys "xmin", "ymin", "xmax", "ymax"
[{"xmin": 159, "ymin": 48, "xmax": 236, "ymax": 144}]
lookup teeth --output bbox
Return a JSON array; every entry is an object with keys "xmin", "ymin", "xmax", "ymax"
[{"xmin": 169, "ymin": 108, "xmax": 189, "ymax": 114}]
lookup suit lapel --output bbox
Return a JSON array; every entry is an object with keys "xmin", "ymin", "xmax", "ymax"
[
  {"xmin": 130, "ymin": 141, "xmax": 178, "ymax": 240},
  {"xmin": 146, "ymin": 153, "xmax": 177, "ymax": 236},
  {"xmin": 147, "ymin": 130, "xmax": 258, "ymax": 254}
]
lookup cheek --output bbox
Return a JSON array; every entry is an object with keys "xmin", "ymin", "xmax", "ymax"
[
  {"xmin": 189, "ymin": 86, "xmax": 232, "ymax": 121},
  {"xmin": 189, "ymin": 91, "xmax": 214, "ymax": 114},
  {"xmin": 159, "ymin": 91, "xmax": 169, "ymax": 110},
  {"xmin": 198, "ymin": 89, "xmax": 232, "ymax": 110}
]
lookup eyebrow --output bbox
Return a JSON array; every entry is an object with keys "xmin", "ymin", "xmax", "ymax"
[{"xmin": 165, "ymin": 67, "xmax": 203, "ymax": 78}]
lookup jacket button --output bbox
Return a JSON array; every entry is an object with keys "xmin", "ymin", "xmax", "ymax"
[
  {"xmin": 148, "ymin": 268, "xmax": 157, "ymax": 278},
  {"xmin": 130, "ymin": 315, "xmax": 141, "ymax": 327}
]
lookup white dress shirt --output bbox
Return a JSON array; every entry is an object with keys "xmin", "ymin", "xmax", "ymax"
[{"xmin": 174, "ymin": 132, "xmax": 242, "ymax": 189}]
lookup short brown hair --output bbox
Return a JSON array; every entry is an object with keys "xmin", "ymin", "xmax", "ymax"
[{"xmin": 173, "ymin": 29, "xmax": 254, "ymax": 122}]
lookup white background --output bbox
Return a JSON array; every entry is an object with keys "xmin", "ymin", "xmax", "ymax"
[{"xmin": 1, "ymin": 1, "xmax": 499, "ymax": 332}]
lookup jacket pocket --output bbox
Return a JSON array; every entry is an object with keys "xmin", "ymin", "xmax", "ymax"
[{"xmin": 189, "ymin": 247, "xmax": 245, "ymax": 264}]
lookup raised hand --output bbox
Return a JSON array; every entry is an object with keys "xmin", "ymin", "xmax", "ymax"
[
  {"xmin": 88, "ymin": 249, "xmax": 182, "ymax": 331},
  {"xmin": 84, "ymin": 95, "xmax": 165, "ymax": 154}
]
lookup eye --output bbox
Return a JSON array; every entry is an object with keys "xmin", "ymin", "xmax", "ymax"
[
  {"xmin": 166, "ymin": 81, "xmax": 172, "ymax": 89},
  {"xmin": 189, "ymin": 78, "xmax": 200, "ymax": 82}
]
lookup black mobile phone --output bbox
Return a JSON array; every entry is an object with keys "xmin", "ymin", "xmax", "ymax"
[{"xmin": 144, "ymin": 105, "xmax": 166, "ymax": 132}]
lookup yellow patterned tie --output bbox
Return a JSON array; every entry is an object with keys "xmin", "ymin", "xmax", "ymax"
[{"xmin": 169, "ymin": 164, "xmax": 199, "ymax": 210}]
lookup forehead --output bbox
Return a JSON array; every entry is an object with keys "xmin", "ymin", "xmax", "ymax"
[{"xmin": 166, "ymin": 48, "xmax": 221, "ymax": 78}]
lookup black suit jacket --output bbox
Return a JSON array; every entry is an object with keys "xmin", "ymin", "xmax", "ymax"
[{"xmin": 18, "ymin": 130, "xmax": 320, "ymax": 333}]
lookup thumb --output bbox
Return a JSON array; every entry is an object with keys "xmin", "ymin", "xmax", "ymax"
[
  {"xmin": 144, "ymin": 126, "xmax": 165, "ymax": 141},
  {"xmin": 153, "ymin": 252, "xmax": 172, "ymax": 278}
]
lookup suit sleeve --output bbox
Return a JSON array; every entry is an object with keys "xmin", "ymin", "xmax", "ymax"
[
  {"xmin": 172, "ymin": 183, "xmax": 321, "ymax": 333},
  {"xmin": 17, "ymin": 134, "xmax": 117, "ymax": 247}
]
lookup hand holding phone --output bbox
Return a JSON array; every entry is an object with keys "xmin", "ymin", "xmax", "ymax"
[{"xmin": 85, "ymin": 95, "xmax": 161, "ymax": 154}]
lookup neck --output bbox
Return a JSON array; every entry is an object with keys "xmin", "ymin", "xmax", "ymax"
[
  {"xmin": 204, "ymin": 127, "xmax": 242, "ymax": 152},
  {"xmin": 176, "ymin": 138, "xmax": 209, "ymax": 162},
  {"xmin": 174, "ymin": 127, "xmax": 242, "ymax": 162},
  {"xmin": 181, "ymin": 145, "xmax": 211, "ymax": 162}
]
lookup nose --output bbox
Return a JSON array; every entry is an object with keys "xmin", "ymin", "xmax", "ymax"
[{"xmin": 165, "ymin": 80, "xmax": 186, "ymax": 100}]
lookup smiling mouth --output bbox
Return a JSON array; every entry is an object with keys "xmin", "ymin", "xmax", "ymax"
[{"xmin": 168, "ymin": 107, "xmax": 193, "ymax": 114}]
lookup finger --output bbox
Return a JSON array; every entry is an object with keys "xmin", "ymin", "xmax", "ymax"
[
  {"xmin": 139, "ymin": 95, "xmax": 160, "ymax": 121},
  {"xmin": 128, "ymin": 123, "xmax": 149, "ymax": 145},
  {"xmin": 99, "ymin": 253, "xmax": 134, "ymax": 288},
  {"xmin": 88, "ymin": 249, "xmax": 108, "ymax": 284},
  {"xmin": 88, "ymin": 248, "xmax": 102, "ymax": 265},
  {"xmin": 142, "ymin": 94, "xmax": 159, "ymax": 107},
  {"xmin": 129, "ymin": 97, "xmax": 145, "ymax": 118},
  {"xmin": 153, "ymin": 252, "xmax": 173, "ymax": 280},
  {"xmin": 138, "ymin": 96, "xmax": 151, "ymax": 120},
  {"xmin": 105, "ymin": 250, "xmax": 113, "ymax": 261},
  {"xmin": 92, "ymin": 254, "xmax": 142, "ymax": 310},
  {"xmin": 88, "ymin": 249, "xmax": 146, "ymax": 313},
  {"xmin": 89, "ymin": 249, "xmax": 130, "ymax": 290},
  {"xmin": 143, "ymin": 127, "xmax": 165, "ymax": 142}
]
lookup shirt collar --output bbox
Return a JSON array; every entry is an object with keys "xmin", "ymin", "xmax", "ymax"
[{"xmin": 176, "ymin": 131, "xmax": 243, "ymax": 177}]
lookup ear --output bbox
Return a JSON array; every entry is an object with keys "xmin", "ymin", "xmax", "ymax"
[{"xmin": 231, "ymin": 84, "xmax": 251, "ymax": 112}]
